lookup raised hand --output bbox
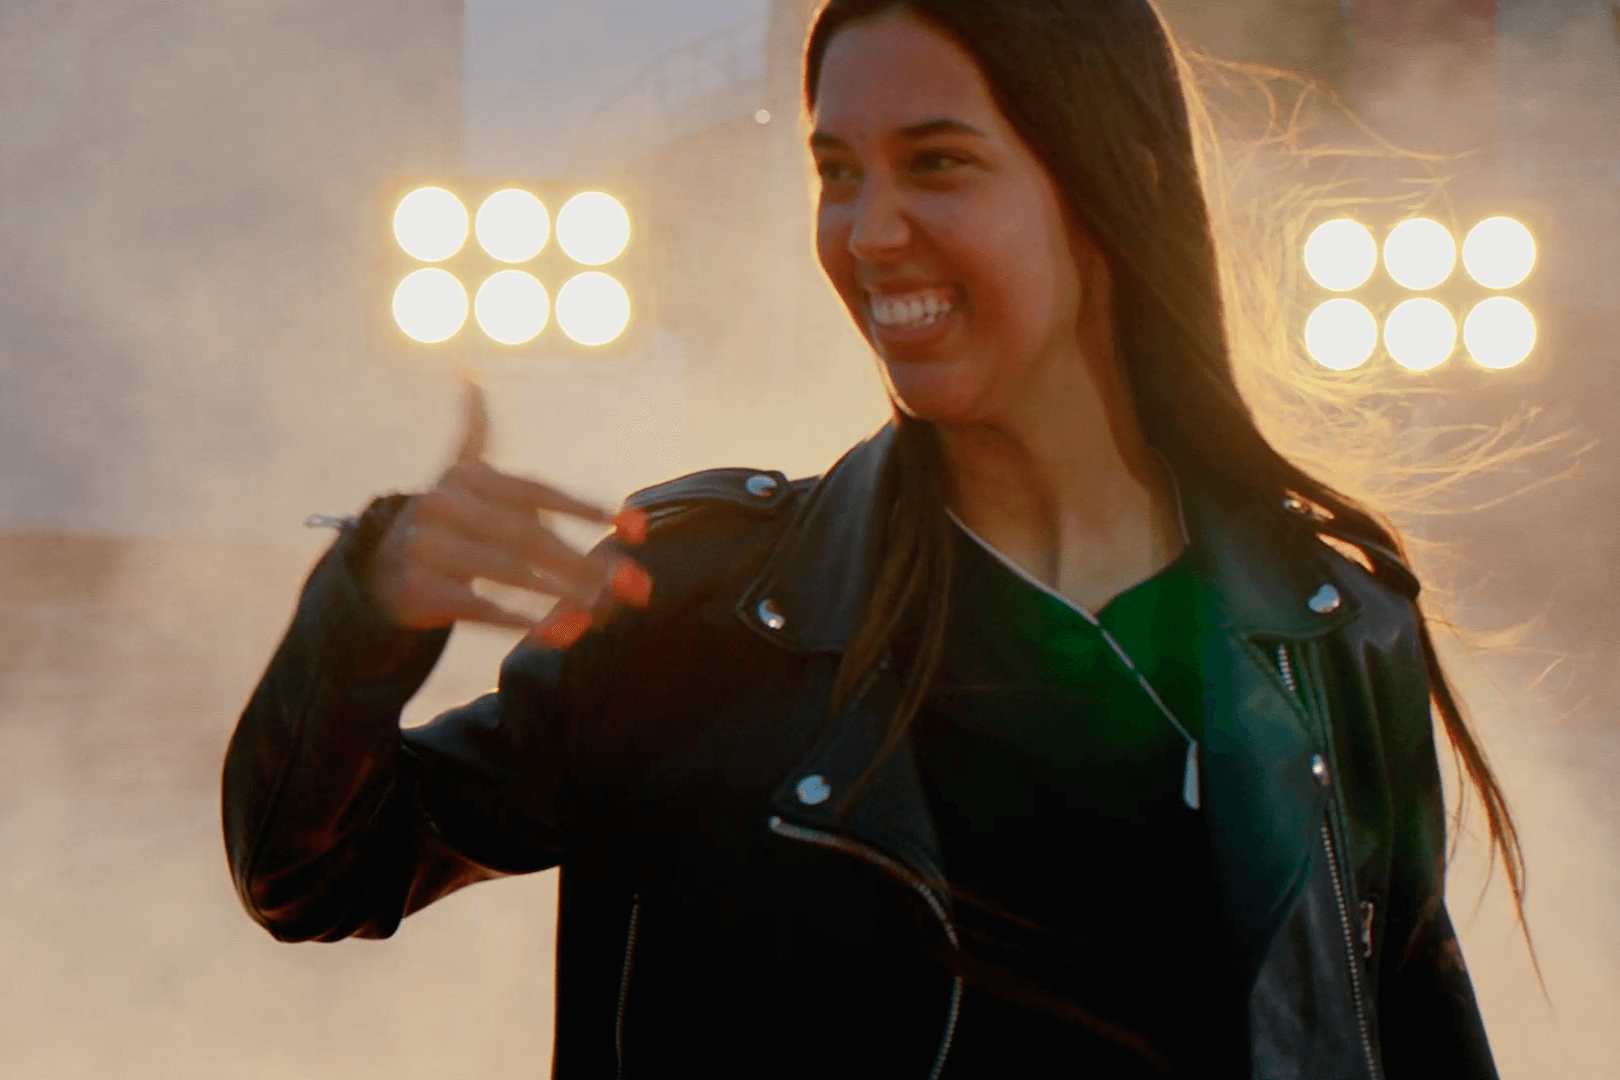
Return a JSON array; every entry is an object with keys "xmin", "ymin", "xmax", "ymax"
[{"xmin": 364, "ymin": 381, "xmax": 651, "ymax": 648}]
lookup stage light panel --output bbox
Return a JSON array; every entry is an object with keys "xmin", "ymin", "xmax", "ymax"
[
  {"xmin": 393, "ymin": 268, "xmax": 469, "ymax": 343},
  {"xmin": 1462, "ymin": 217, "xmax": 1536, "ymax": 290},
  {"xmin": 394, "ymin": 187, "xmax": 469, "ymax": 263},
  {"xmin": 1385, "ymin": 298, "xmax": 1456, "ymax": 371},
  {"xmin": 476, "ymin": 189, "xmax": 550, "ymax": 263},
  {"xmin": 1383, "ymin": 218, "xmax": 1456, "ymax": 291},
  {"xmin": 557, "ymin": 192, "xmax": 631, "ymax": 266},
  {"xmin": 475, "ymin": 270, "xmax": 550, "ymax": 345},
  {"xmin": 1304, "ymin": 298, "xmax": 1378, "ymax": 370},
  {"xmin": 556, "ymin": 272, "xmax": 631, "ymax": 346},
  {"xmin": 1464, "ymin": 297, "xmax": 1536, "ymax": 369},
  {"xmin": 1304, "ymin": 219, "xmax": 1377, "ymax": 292}
]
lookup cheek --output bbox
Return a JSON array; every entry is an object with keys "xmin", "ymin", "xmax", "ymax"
[{"xmin": 815, "ymin": 215, "xmax": 858, "ymax": 303}]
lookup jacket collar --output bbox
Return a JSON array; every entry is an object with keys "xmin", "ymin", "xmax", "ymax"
[{"xmin": 737, "ymin": 421, "xmax": 1359, "ymax": 650}]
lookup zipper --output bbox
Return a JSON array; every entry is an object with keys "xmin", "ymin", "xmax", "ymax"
[
  {"xmin": 1275, "ymin": 644, "xmax": 1299, "ymax": 697},
  {"xmin": 1279, "ymin": 642, "xmax": 1382, "ymax": 1080},
  {"xmin": 1321, "ymin": 823, "xmax": 1383, "ymax": 1080},
  {"xmin": 615, "ymin": 894, "xmax": 641, "ymax": 1080},
  {"xmin": 768, "ymin": 816, "xmax": 962, "ymax": 1080}
]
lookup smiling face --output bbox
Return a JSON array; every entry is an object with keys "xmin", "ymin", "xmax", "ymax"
[{"xmin": 811, "ymin": 7, "xmax": 1112, "ymax": 428}]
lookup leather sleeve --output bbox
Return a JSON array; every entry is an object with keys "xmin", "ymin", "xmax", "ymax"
[
  {"xmin": 221, "ymin": 496, "xmax": 589, "ymax": 943},
  {"xmin": 1373, "ymin": 602, "xmax": 1499, "ymax": 1080}
]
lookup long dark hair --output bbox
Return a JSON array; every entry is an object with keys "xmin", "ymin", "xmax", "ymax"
[{"xmin": 806, "ymin": 0, "xmax": 1526, "ymax": 930}]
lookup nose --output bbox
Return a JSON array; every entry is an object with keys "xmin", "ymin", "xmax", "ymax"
[{"xmin": 847, "ymin": 179, "xmax": 910, "ymax": 262}]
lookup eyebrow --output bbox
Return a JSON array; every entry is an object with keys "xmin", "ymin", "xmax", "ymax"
[{"xmin": 809, "ymin": 117, "xmax": 989, "ymax": 151}]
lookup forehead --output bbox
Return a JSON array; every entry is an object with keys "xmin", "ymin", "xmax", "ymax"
[{"xmin": 812, "ymin": 10, "xmax": 1003, "ymax": 136}]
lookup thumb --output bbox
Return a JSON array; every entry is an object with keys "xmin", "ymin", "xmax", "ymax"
[{"xmin": 457, "ymin": 378, "xmax": 490, "ymax": 463}]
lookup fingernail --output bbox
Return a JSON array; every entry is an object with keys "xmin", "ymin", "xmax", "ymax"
[
  {"xmin": 534, "ymin": 608, "xmax": 592, "ymax": 649},
  {"xmin": 612, "ymin": 508, "xmax": 649, "ymax": 546},
  {"xmin": 612, "ymin": 559, "xmax": 653, "ymax": 608}
]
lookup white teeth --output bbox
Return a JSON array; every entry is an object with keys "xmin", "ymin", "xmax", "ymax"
[{"xmin": 870, "ymin": 291, "xmax": 954, "ymax": 330}]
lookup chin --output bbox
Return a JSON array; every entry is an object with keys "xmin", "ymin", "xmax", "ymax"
[{"xmin": 879, "ymin": 358, "xmax": 991, "ymax": 427}]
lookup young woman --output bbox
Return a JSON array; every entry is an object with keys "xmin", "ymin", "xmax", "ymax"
[{"xmin": 224, "ymin": 1, "xmax": 1514, "ymax": 1076}]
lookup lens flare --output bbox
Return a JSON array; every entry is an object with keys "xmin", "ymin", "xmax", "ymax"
[
  {"xmin": 556, "ymin": 272, "xmax": 631, "ymax": 346},
  {"xmin": 1384, "ymin": 298, "xmax": 1456, "ymax": 371},
  {"xmin": 474, "ymin": 270, "xmax": 550, "ymax": 345},
  {"xmin": 393, "ymin": 187, "xmax": 469, "ymax": 262},
  {"xmin": 392, "ymin": 268, "xmax": 468, "ymax": 344},
  {"xmin": 556, "ymin": 192, "xmax": 631, "ymax": 265},
  {"xmin": 1464, "ymin": 297, "xmax": 1537, "ymax": 369},
  {"xmin": 475, "ymin": 189, "xmax": 550, "ymax": 263},
  {"xmin": 1304, "ymin": 219, "xmax": 1377, "ymax": 292},
  {"xmin": 1462, "ymin": 216, "xmax": 1536, "ymax": 290},
  {"xmin": 1382, "ymin": 218, "xmax": 1456, "ymax": 291},
  {"xmin": 1304, "ymin": 298, "xmax": 1378, "ymax": 370}
]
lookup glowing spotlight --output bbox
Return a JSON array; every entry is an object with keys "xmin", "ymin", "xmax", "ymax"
[
  {"xmin": 393, "ymin": 187, "xmax": 469, "ymax": 262},
  {"xmin": 1462, "ymin": 217, "xmax": 1536, "ymax": 290},
  {"xmin": 393, "ymin": 268, "xmax": 468, "ymax": 343},
  {"xmin": 1304, "ymin": 298, "xmax": 1378, "ymax": 370},
  {"xmin": 1383, "ymin": 218, "xmax": 1456, "ymax": 291},
  {"xmin": 557, "ymin": 192, "xmax": 631, "ymax": 266},
  {"xmin": 1384, "ymin": 298, "xmax": 1457, "ymax": 371},
  {"xmin": 556, "ymin": 272, "xmax": 631, "ymax": 346},
  {"xmin": 1464, "ymin": 297, "xmax": 1536, "ymax": 369},
  {"xmin": 475, "ymin": 270, "xmax": 550, "ymax": 345},
  {"xmin": 1304, "ymin": 219, "xmax": 1377, "ymax": 292},
  {"xmin": 475, "ymin": 189, "xmax": 550, "ymax": 263}
]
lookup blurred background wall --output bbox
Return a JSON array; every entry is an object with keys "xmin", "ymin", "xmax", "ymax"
[{"xmin": 0, "ymin": 0, "xmax": 1616, "ymax": 1076}]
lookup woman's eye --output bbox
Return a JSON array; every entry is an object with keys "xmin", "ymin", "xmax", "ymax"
[
  {"xmin": 913, "ymin": 151, "xmax": 965, "ymax": 173},
  {"xmin": 817, "ymin": 160, "xmax": 858, "ymax": 184}
]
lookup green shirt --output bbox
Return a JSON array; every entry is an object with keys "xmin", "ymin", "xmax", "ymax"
[{"xmin": 909, "ymin": 520, "xmax": 1243, "ymax": 1077}]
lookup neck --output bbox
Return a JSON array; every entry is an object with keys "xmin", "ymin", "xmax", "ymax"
[{"xmin": 935, "ymin": 363, "xmax": 1183, "ymax": 613}]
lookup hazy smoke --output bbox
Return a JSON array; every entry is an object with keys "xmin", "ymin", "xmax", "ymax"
[{"xmin": 0, "ymin": 0, "xmax": 1615, "ymax": 1076}]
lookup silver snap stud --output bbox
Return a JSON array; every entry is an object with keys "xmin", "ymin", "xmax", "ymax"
[
  {"xmin": 1308, "ymin": 584, "xmax": 1341, "ymax": 614},
  {"xmin": 1310, "ymin": 754, "xmax": 1331, "ymax": 786},
  {"xmin": 796, "ymin": 774, "xmax": 832, "ymax": 806},
  {"xmin": 756, "ymin": 597, "xmax": 786, "ymax": 631},
  {"xmin": 744, "ymin": 473, "xmax": 778, "ymax": 498}
]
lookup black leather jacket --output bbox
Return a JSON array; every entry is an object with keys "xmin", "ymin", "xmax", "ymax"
[{"xmin": 223, "ymin": 426, "xmax": 1497, "ymax": 1079}]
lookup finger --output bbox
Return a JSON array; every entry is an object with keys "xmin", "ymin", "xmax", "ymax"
[
  {"xmin": 416, "ymin": 525, "xmax": 607, "ymax": 609},
  {"xmin": 451, "ymin": 459, "xmax": 612, "ymax": 524},
  {"xmin": 390, "ymin": 569, "xmax": 537, "ymax": 632},
  {"xmin": 526, "ymin": 604, "xmax": 594, "ymax": 650},
  {"xmin": 457, "ymin": 378, "xmax": 490, "ymax": 463}
]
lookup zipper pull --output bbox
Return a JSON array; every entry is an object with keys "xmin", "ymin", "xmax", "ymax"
[
  {"xmin": 1183, "ymin": 741, "xmax": 1201, "ymax": 810},
  {"xmin": 1359, "ymin": 899, "xmax": 1375, "ymax": 959}
]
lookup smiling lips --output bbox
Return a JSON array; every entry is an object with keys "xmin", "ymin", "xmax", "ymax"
[{"xmin": 869, "ymin": 288, "xmax": 956, "ymax": 331}]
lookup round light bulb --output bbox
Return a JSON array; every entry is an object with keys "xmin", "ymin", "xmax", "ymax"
[
  {"xmin": 1304, "ymin": 298, "xmax": 1378, "ymax": 370},
  {"xmin": 1304, "ymin": 219, "xmax": 1378, "ymax": 292},
  {"xmin": 1384, "ymin": 298, "xmax": 1457, "ymax": 371},
  {"xmin": 1462, "ymin": 216, "xmax": 1536, "ymax": 290},
  {"xmin": 556, "ymin": 272, "xmax": 631, "ymax": 346},
  {"xmin": 1383, "ymin": 218, "xmax": 1456, "ymax": 291},
  {"xmin": 475, "ymin": 189, "xmax": 550, "ymax": 263},
  {"xmin": 556, "ymin": 192, "xmax": 631, "ymax": 266},
  {"xmin": 1464, "ymin": 297, "xmax": 1536, "ymax": 369},
  {"xmin": 475, "ymin": 270, "xmax": 550, "ymax": 345},
  {"xmin": 393, "ymin": 187, "xmax": 469, "ymax": 262},
  {"xmin": 392, "ymin": 268, "xmax": 468, "ymax": 344}
]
